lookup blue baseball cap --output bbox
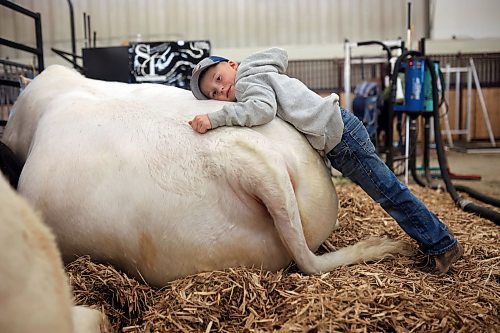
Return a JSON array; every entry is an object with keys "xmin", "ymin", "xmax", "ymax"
[{"xmin": 190, "ymin": 56, "xmax": 228, "ymax": 100}]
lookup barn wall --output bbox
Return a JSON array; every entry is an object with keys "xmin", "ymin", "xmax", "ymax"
[
  {"xmin": 0, "ymin": 0, "xmax": 425, "ymax": 65},
  {"xmin": 3, "ymin": 0, "xmax": 500, "ymax": 64}
]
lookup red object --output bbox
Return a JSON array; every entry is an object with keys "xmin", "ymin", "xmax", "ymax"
[{"xmin": 447, "ymin": 168, "xmax": 482, "ymax": 181}]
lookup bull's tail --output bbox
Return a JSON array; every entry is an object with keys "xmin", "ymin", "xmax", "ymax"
[
  {"xmin": 311, "ymin": 237, "xmax": 414, "ymax": 272},
  {"xmin": 0, "ymin": 141, "xmax": 23, "ymax": 189},
  {"xmin": 231, "ymin": 138, "xmax": 413, "ymax": 275}
]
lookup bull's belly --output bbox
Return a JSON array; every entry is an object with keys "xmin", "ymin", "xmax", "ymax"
[
  {"xmin": 50, "ymin": 206, "xmax": 292, "ymax": 286},
  {"xmin": 18, "ymin": 176, "xmax": 292, "ymax": 286},
  {"xmin": 18, "ymin": 163, "xmax": 337, "ymax": 286}
]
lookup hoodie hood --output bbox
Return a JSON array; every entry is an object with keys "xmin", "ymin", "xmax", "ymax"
[{"xmin": 236, "ymin": 47, "xmax": 288, "ymax": 80}]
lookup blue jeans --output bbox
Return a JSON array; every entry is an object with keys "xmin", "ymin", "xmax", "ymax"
[{"xmin": 326, "ymin": 108, "xmax": 456, "ymax": 255}]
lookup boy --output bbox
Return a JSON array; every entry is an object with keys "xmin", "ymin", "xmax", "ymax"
[{"xmin": 188, "ymin": 47, "xmax": 463, "ymax": 275}]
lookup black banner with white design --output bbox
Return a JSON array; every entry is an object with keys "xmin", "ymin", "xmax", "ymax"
[{"xmin": 129, "ymin": 40, "xmax": 210, "ymax": 89}]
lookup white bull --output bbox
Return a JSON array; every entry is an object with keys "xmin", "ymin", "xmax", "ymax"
[
  {"xmin": 0, "ymin": 174, "xmax": 108, "ymax": 333},
  {"xmin": 2, "ymin": 65, "xmax": 409, "ymax": 286}
]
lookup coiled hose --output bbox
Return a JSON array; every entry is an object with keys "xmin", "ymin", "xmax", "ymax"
[{"xmin": 389, "ymin": 52, "xmax": 500, "ymax": 225}]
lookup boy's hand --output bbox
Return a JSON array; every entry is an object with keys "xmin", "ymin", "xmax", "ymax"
[{"xmin": 189, "ymin": 114, "xmax": 212, "ymax": 134}]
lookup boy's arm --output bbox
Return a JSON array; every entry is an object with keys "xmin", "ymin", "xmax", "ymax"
[{"xmin": 208, "ymin": 84, "xmax": 277, "ymax": 129}]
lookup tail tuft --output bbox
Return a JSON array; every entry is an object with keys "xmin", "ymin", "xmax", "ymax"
[
  {"xmin": 361, "ymin": 236, "xmax": 415, "ymax": 258},
  {"xmin": 313, "ymin": 236, "xmax": 415, "ymax": 274}
]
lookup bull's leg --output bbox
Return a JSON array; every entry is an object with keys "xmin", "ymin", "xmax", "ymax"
[
  {"xmin": 71, "ymin": 306, "xmax": 110, "ymax": 333},
  {"xmin": 333, "ymin": 218, "xmax": 340, "ymax": 230}
]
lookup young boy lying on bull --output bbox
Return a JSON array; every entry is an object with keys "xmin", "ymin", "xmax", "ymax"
[{"xmin": 187, "ymin": 47, "xmax": 462, "ymax": 275}]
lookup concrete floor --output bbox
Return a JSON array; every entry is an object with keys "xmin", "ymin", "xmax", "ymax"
[
  {"xmin": 333, "ymin": 146, "xmax": 500, "ymax": 200},
  {"xmin": 429, "ymin": 149, "xmax": 500, "ymax": 198}
]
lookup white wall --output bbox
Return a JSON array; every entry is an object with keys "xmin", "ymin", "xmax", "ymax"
[
  {"xmin": 0, "ymin": 0, "xmax": 499, "ymax": 67},
  {"xmin": 0, "ymin": 0, "xmax": 419, "ymax": 65},
  {"xmin": 431, "ymin": 0, "xmax": 500, "ymax": 40}
]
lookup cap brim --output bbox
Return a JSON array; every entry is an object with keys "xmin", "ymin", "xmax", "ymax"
[{"xmin": 190, "ymin": 66, "xmax": 208, "ymax": 100}]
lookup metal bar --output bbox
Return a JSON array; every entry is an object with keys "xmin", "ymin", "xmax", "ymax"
[
  {"xmin": 356, "ymin": 41, "xmax": 392, "ymax": 62},
  {"xmin": 446, "ymin": 129, "xmax": 468, "ymax": 134},
  {"xmin": 470, "ymin": 58, "xmax": 496, "ymax": 147},
  {"xmin": 0, "ymin": 59, "xmax": 33, "ymax": 70},
  {"xmin": 445, "ymin": 64, "xmax": 451, "ymax": 114},
  {"xmin": 455, "ymin": 71, "xmax": 460, "ymax": 132},
  {"xmin": 343, "ymin": 39, "xmax": 404, "ymax": 110},
  {"xmin": 404, "ymin": 115, "xmax": 410, "ymax": 184},
  {"xmin": 50, "ymin": 48, "xmax": 82, "ymax": 59},
  {"xmin": 441, "ymin": 107, "xmax": 454, "ymax": 147},
  {"xmin": 67, "ymin": 0, "xmax": 77, "ymax": 68},
  {"xmin": 34, "ymin": 12, "xmax": 44, "ymax": 71},
  {"xmin": 423, "ymin": 115, "xmax": 432, "ymax": 183},
  {"xmin": 406, "ymin": 1, "xmax": 412, "ymax": 49},
  {"xmin": 0, "ymin": 79, "xmax": 21, "ymax": 87},
  {"xmin": 424, "ymin": 0, "xmax": 431, "ymax": 38},
  {"xmin": 83, "ymin": 12, "xmax": 88, "ymax": 48},
  {"xmin": 466, "ymin": 66, "xmax": 472, "ymax": 142},
  {"xmin": 348, "ymin": 40, "xmax": 403, "ymax": 49},
  {"xmin": 0, "ymin": 38, "xmax": 41, "ymax": 56},
  {"xmin": 349, "ymin": 58, "xmax": 388, "ymax": 65},
  {"xmin": 51, "ymin": 48, "xmax": 83, "ymax": 71},
  {"xmin": 87, "ymin": 14, "xmax": 91, "ymax": 48},
  {"xmin": 441, "ymin": 67, "xmax": 469, "ymax": 73},
  {"xmin": 441, "ymin": 64, "xmax": 454, "ymax": 147},
  {"xmin": 344, "ymin": 41, "xmax": 351, "ymax": 108},
  {"xmin": 0, "ymin": 1, "xmax": 44, "ymax": 72},
  {"xmin": 0, "ymin": 0, "xmax": 38, "ymax": 18}
]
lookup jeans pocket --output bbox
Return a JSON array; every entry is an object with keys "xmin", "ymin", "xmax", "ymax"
[{"xmin": 349, "ymin": 121, "xmax": 376, "ymax": 154}]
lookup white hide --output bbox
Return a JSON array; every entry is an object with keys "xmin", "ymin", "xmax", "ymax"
[
  {"xmin": 0, "ymin": 174, "xmax": 107, "ymax": 333},
  {"xmin": 2, "ymin": 65, "xmax": 409, "ymax": 287}
]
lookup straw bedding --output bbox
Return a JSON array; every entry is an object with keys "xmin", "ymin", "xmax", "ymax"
[{"xmin": 66, "ymin": 183, "xmax": 499, "ymax": 332}]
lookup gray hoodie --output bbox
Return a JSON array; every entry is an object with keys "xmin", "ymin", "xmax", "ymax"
[{"xmin": 207, "ymin": 47, "xmax": 344, "ymax": 154}]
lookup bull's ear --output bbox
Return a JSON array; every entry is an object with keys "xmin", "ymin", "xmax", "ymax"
[{"xmin": 19, "ymin": 75, "xmax": 32, "ymax": 89}]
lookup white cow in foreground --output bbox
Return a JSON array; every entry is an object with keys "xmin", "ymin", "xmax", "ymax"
[
  {"xmin": 0, "ymin": 174, "xmax": 108, "ymax": 333},
  {"xmin": 2, "ymin": 65, "xmax": 411, "ymax": 287}
]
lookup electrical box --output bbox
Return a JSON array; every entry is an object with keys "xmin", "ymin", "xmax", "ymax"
[{"xmin": 394, "ymin": 58, "xmax": 426, "ymax": 112}]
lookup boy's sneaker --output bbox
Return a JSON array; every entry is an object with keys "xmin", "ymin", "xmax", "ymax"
[{"xmin": 422, "ymin": 242, "xmax": 464, "ymax": 275}]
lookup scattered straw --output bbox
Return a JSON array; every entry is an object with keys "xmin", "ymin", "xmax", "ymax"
[{"xmin": 66, "ymin": 184, "xmax": 499, "ymax": 332}]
